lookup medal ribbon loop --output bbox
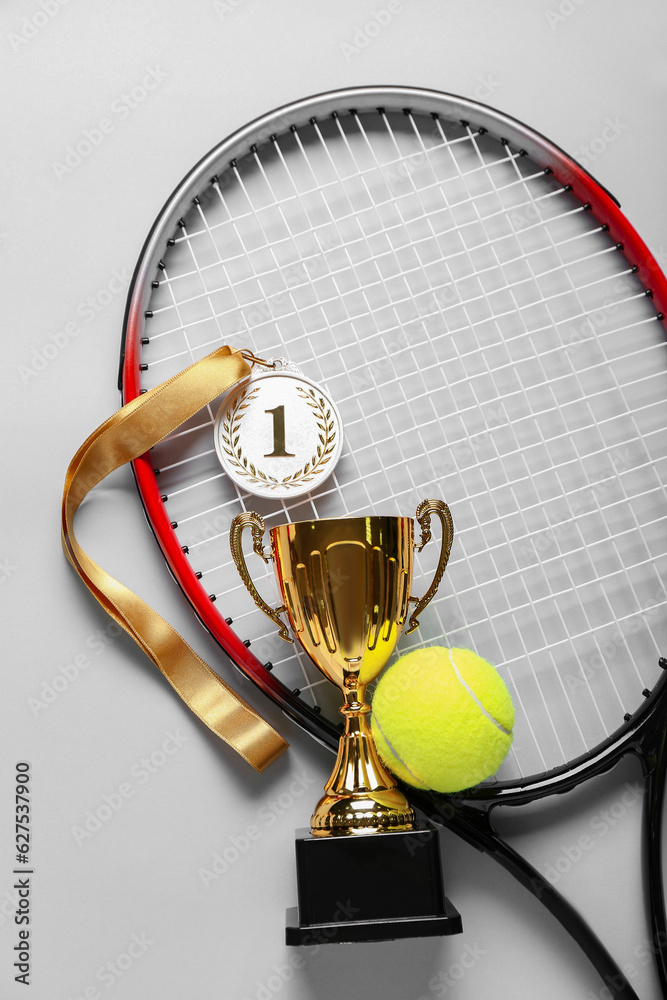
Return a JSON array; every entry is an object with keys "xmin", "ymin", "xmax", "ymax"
[{"xmin": 61, "ymin": 344, "xmax": 289, "ymax": 773}]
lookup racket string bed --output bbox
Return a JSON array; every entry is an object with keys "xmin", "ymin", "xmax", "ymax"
[
  {"xmin": 145, "ymin": 106, "xmax": 665, "ymax": 767},
  {"xmin": 483, "ymin": 144, "xmax": 662, "ymax": 743},
  {"xmin": 406, "ymin": 126, "xmax": 601, "ymax": 749}
]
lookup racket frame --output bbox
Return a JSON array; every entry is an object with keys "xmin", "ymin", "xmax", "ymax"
[
  {"xmin": 118, "ymin": 87, "xmax": 667, "ymax": 997},
  {"xmin": 119, "ymin": 87, "xmax": 667, "ymax": 752}
]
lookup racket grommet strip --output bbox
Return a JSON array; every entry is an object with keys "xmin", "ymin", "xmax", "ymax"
[
  {"xmin": 209, "ymin": 594, "xmax": 216, "ymax": 602},
  {"xmin": 160, "ymin": 495, "xmax": 168, "ymax": 503},
  {"xmin": 659, "ymin": 657, "xmax": 667, "ymax": 669},
  {"xmin": 170, "ymin": 521, "xmax": 178, "ymax": 529},
  {"xmin": 140, "ymin": 364, "xmax": 148, "ymax": 372},
  {"xmin": 141, "ymin": 337, "xmax": 150, "ymax": 345},
  {"xmin": 225, "ymin": 617, "xmax": 233, "ymax": 625},
  {"xmin": 144, "ymin": 311, "xmax": 153, "ymax": 319},
  {"xmin": 264, "ymin": 662, "xmax": 273, "ymax": 672},
  {"xmin": 243, "ymin": 639, "xmax": 251, "ymax": 647},
  {"xmin": 181, "ymin": 546, "xmax": 189, "ymax": 554},
  {"xmin": 195, "ymin": 572, "xmax": 202, "ymax": 580}
]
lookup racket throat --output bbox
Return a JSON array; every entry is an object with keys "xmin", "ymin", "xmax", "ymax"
[{"xmin": 310, "ymin": 687, "xmax": 415, "ymax": 837}]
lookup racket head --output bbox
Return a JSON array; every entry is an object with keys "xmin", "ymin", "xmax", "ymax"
[{"xmin": 119, "ymin": 86, "xmax": 667, "ymax": 799}]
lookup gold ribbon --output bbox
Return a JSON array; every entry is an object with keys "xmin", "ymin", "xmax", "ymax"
[{"xmin": 61, "ymin": 345, "xmax": 289, "ymax": 773}]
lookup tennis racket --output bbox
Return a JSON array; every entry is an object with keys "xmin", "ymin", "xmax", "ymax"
[{"xmin": 118, "ymin": 87, "xmax": 667, "ymax": 998}]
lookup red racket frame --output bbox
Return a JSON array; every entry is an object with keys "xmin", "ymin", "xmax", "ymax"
[
  {"xmin": 120, "ymin": 89, "xmax": 667, "ymax": 751},
  {"xmin": 118, "ymin": 88, "xmax": 667, "ymax": 999}
]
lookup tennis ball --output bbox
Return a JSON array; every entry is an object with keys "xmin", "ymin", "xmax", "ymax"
[{"xmin": 370, "ymin": 646, "xmax": 514, "ymax": 794}]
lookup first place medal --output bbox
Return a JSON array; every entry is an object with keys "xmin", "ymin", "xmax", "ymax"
[{"xmin": 214, "ymin": 360, "xmax": 344, "ymax": 499}]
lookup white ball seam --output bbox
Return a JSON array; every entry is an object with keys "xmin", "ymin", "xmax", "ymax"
[
  {"xmin": 447, "ymin": 648, "xmax": 512, "ymax": 736},
  {"xmin": 372, "ymin": 711, "xmax": 426, "ymax": 787}
]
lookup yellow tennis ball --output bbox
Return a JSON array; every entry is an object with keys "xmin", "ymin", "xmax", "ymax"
[{"xmin": 370, "ymin": 646, "xmax": 514, "ymax": 794}]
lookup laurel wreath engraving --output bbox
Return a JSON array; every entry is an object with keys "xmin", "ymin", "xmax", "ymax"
[{"xmin": 220, "ymin": 384, "xmax": 337, "ymax": 490}]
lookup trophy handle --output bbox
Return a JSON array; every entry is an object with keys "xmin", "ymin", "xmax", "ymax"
[
  {"xmin": 406, "ymin": 499, "xmax": 455, "ymax": 634},
  {"xmin": 229, "ymin": 512, "xmax": 293, "ymax": 643}
]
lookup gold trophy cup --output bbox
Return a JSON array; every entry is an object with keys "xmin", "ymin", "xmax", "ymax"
[{"xmin": 230, "ymin": 499, "xmax": 454, "ymax": 837}]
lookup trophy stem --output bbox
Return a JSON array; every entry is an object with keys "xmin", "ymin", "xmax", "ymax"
[{"xmin": 310, "ymin": 684, "xmax": 415, "ymax": 837}]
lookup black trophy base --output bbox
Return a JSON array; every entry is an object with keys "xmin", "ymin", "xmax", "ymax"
[{"xmin": 285, "ymin": 824, "xmax": 462, "ymax": 946}]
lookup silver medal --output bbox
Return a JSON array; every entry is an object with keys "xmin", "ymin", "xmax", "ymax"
[{"xmin": 214, "ymin": 359, "xmax": 344, "ymax": 499}]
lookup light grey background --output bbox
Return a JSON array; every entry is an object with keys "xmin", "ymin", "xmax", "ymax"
[{"xmin": 1, "ymin": 2, "xmax": 666, "ymax": 998}]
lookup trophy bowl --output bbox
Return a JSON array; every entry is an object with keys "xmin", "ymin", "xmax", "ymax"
[{"xmin": 230, "ymin": 499, "xmax": 454, "ymax": 836}]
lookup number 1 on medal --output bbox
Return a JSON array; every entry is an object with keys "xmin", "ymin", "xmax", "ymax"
[{"xmin": 264, "ymin": 404, "xmax": 295, "ymax": 458}]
